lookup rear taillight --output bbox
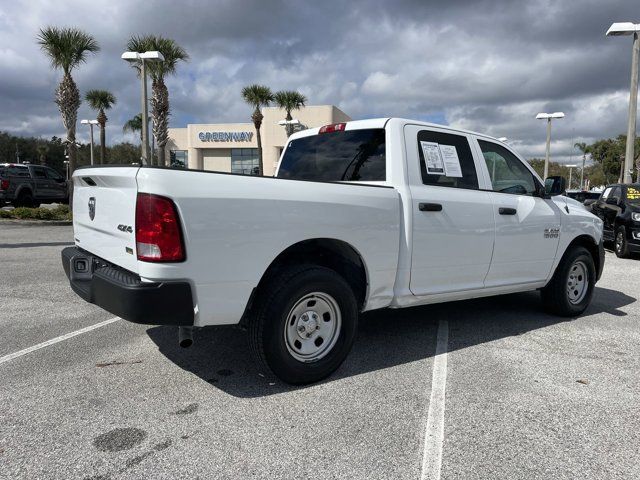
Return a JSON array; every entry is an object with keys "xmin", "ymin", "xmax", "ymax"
[
  {"xmin": 135, "ymin": 193, "xmax": 185, "ymax": 262},
  {"xmin": 319, "ymin": 123, "xmax": 346, "ymax": 134},
  {"xmin": 0, "ymin": 179, "xmax": 9, "ymax": 190}
]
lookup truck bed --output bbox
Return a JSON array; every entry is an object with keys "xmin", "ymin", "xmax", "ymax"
[{"xmin": 71, "ymin": 166, "xmax": 401, "ymax": 326}]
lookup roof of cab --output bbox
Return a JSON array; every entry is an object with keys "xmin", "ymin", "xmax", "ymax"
[{"xmin": 288, "ymin": 117, "xmax": 505, "ymax": 145}]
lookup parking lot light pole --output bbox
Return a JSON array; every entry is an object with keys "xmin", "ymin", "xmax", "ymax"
[
  {"xmin": 565, "ymin": 164, "xmax": 577, "ymax": 190},
  {"xmin": 80, "ymin": 119, "xmax": 99, "ymax": 165},
  {"xmin": 121, "ymin": 51, "xmax": 164, "ymax": 166},
  {"xmin": 536, "ymin": 112, "xmax": 565, "ymax": 180},
  {"xmin": 607, "ymin": 22, "xmax": 640, "ymax": 184}
]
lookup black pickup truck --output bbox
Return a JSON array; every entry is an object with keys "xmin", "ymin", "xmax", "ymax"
[
  {"xmin": 590, "ymin": 183, "xmax": 640, "ymax": 258},
  {"xmin": 0, "ymin": 163, "xmax": 68, "ymax": 207}
]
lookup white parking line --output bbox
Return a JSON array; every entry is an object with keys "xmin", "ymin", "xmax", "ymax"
[
  {"xmin": 420, "ymin": 319, "xmax": 449, "ymax": 480},
  {"xmin": 0, "ymin": 317, "xmax": 120, "ymax": 365}
]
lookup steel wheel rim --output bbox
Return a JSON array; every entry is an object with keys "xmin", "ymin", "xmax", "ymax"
[
  {"xmin": 616, "ymin": 232, "xmax": 623, "ymax": 253},
  {"xmin": 566, "ymin": 260, "xmax": 589, "ymax": 305},
  {"xmin": 284, "ymin": 292, "xmax": 342, "ymax": 363}
]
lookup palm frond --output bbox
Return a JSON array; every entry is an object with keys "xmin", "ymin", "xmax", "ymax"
[
  {"xmin": 37, "ymin": 26, "xmax": 99, "ymax": 74},
  {"xmin": 273, "ymin": 90, "xmax": 307, "ymax": 113},
  {"xmin": 242, "ymin": 84, "xmax": 274, "ymax": 109},
  {"xmin": 85, "ymin": 89, "xmax": 116, "ymax": 111}
]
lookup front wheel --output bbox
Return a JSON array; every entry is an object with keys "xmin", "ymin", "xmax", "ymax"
[
  {"xmin": 541, "ymin": 246, "xmax": 596, "ymax": 317},
  {"xmin": 248, "ymin": 265, "xmax": 358, "ymax": 384},
  {"xmin": 614, "ymin": 226, "xmax": 630, "ymax": 258}
]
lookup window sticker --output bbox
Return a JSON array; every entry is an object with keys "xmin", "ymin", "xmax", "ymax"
[
  {"xmin": 420, "ymin": 141, "xmax": 445, "ymax": 175},
  {"xmin": 438, "ymin": 144, "xmax": 463, "ymax": 178},
  {"xmin": 628, "ymin": 187, "xmax": 640, "ymax": 200}
]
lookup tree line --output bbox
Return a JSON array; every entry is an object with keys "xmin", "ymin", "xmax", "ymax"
[{"xmin": 529, "ymin": 134, "xmax": 640, "ymax": 188}]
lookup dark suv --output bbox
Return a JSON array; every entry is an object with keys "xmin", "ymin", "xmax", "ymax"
[
  {"xmin": 591, "ymin": 183, "xmax": 640, "ymax": 258},
  {"xmin": 0, "ymin": 163, "xmax": 68, "ymax": 207}
]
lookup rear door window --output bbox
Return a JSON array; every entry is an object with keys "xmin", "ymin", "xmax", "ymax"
[
  {"xmin": 278, "ymin": 129, "xmax": 385, "ymax": 182},
  {"xmin": 32, "ymin": 167, "xmax": 47, "ymax": 179},
  {"xmin": 417, "ymin": 130, "xmax": 479, "ymax": 189}
]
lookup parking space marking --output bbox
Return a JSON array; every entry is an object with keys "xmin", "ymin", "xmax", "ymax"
[
  {"xmin": 0, "ymin": 317, "xmax": 120, "ymax": 365},
  {"xmin": 420, "ymin": 319, "xmax": 449, "ymax": 480}
]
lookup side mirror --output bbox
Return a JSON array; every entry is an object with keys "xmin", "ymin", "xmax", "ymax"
[
  {"xmin": 544, "ymin": 176, "xmax": 566, "ymax": 197},
  {"xmin": 606, "ymin": 197, "xmax": 619, "ymax": 205}
]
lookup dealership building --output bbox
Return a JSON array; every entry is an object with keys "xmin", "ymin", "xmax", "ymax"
[{"xmin": 166, "ymin": 105, "xmax": 351, "ymax": 175}]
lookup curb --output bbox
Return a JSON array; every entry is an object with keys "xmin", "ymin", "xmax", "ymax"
[{"xmin": 0, "ymin": 219, "xmax": 72, "ymax": 226}]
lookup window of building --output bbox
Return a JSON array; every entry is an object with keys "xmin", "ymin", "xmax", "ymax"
[
  {"xmin": 417, "ymin": 130, "xmax": 478, "ymax": 189},
  {"xmin": 170, "ymin": 150, "xmax": 188, "ymax": 169},
  {"xmin": 478, "ymin": 140, "xmax": 537, "ymax": 196},
  {"xmin": 231, "ymin": 148, "xmax": 259, "ymax": 175}
]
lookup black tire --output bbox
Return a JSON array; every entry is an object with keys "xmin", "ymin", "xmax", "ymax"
[
  {"xmin": 248, "ymin": 265, "xmax": 358, "ymax": 384},
  {"xmin": 541, "ymin": 246, "xmax": 596, "ymax": 317},
  {"xmin": 14, "ymin": 190, "xmax": 34, "ymax": 208},
  {"xmin": 614, "ymin": 226, "xmax": 630, "ymax": 258}
]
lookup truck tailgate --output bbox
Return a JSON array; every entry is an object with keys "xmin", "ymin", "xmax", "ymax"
[{"xmin": 72, "ymin": 167, "xmax": 139, "ymax": 273}]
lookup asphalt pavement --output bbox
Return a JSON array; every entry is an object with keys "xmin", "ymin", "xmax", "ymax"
[{"xmin": 1, "ymin": 224, "xmax": 639, "ymax": 479}]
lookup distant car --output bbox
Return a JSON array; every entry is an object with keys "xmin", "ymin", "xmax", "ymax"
[
  {"xmin": 565, "ymin": 189, "xmax": 601, "ymax": 207},
  {"xmin": 590, "ymin": 183, "xmax": 640, "ymax": 258},
  {"xmin": 0, "ymin": 163, "xmax": 68, "ymax": 207}
]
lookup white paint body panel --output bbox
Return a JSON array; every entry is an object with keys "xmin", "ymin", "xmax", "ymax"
[{"xmin": 71, "ymin": 118, "xmax": 604, "ymax": 327}]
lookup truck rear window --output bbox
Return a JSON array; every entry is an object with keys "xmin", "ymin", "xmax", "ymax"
[{"xmin": 278, "ymin": 129, "xmax": 385, "ymax": 182}]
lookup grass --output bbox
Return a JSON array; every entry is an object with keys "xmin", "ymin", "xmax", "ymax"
[{"xmin": 0, "ymin": 204, "xmax": 72, "ymax": 221}]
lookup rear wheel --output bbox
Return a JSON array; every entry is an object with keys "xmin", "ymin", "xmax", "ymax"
[
  {"xmin": 248, "ymin": 265, "xmax": 358, "ymax": 384},
  {"xmin": 14, "ymin": 190, "xmax": 34, "ymax": 208},
  {"xmin": 541, "ymin": 246, "xmax": 595, "ymax": 317},
  {"xmin": 614, "ymin": 226, "xmax": 630, "ymax": 258}
]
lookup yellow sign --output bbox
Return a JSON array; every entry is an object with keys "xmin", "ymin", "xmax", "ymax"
[{"xmin": 628, "ymin": 187, "xmax": 640, "ymax": 200}]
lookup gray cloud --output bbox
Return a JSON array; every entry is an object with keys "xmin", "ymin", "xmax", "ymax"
[{"xmin": 0, "ymin": 0, "xmax": 638, "ymax": 163}]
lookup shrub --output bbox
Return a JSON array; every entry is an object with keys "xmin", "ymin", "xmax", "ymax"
[{"xmin": 0, "ymin": 205, "xmax": 72, "ymax": 221}]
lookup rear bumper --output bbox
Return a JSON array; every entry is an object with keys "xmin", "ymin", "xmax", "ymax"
[{"xmin": 61, "ymin": 246, "xmax": 194, "ymax": 326}]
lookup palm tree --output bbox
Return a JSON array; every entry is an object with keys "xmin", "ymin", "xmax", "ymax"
[
  {"xmin": 123, "ymin": 113, "xmax": 144, "ymax": 142},
  {"xmin": 574, "ymin": 142, "xmax": 591, "ymax": 190},
  {"xmin": 37, "ymin": 27, "xmax": 99, "ymax": 175},
  {"xmin": 241, "ymin": 84, "xmax": 274, "ymax": 175},
  {"xmin": 85, "ymin": 90, "xmax": 116, "ymax": 164},
  {"xmin": 126, "ymin": 35, "xmax": 188, "ymax": 166},
  {"xmin": 273, "ymin": 90, "xmax": 307, "ymax": 137},
  {"xmin": 36, "ymin": 143, "xmax": 49, "ymax": 165}
]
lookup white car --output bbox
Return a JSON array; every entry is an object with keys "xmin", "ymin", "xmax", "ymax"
[{"xmin": 62, "ymin": 118, "xmax": 604, "ymax": 384}]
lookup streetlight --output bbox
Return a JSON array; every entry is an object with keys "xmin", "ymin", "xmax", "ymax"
[
  {"xmin": 278, "ymin": 118, "xmax": 300, "ymax": 137},
  {"xmin": 606, "ymin": 22, "xmax": 640, "ymax": 184},
  {"xmin": 536, "ymin": 111, "xmax": 565, "ymax": 180},
  {"xmin": 121, "ymin": 50, "xmax": 164, "ymax": 165},
  {"xmin": 80, "ymin": 119, "xmax": 99, "ymax": 165},
  {"xmin": 565, "ymin": 164, "xmax": 577, "ymax": 190}
]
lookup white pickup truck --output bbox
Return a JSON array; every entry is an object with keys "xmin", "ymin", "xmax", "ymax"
[{"xmin": 62, "ymin": 118, "xmax": 604, "ymax": 384}]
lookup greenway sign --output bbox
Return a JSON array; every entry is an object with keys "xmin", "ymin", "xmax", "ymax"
[{"xmin": 198, "ymin": 131, "xmax": 254, "ymax": 142}]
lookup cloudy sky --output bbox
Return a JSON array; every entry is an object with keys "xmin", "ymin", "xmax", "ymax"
[{"xmin": 0, "ymin": 0, "xmax": 638, "ymax": 163}]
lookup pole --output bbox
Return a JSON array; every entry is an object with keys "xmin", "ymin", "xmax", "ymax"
[
  {"xmin": 581, "ymin": 154, "xmax": 586, "ymax": 190},
  {"xmin": 624, "ymin": 32, "xmax": 639, "ymax": 184},
  {"xmin": 89, "ymin": 124, "xmax": 95, "ymax": 166},
  {"xmin": 568, "ymin": 167, "xmax": 573, "ymax": 189},
  {"xmin": 140, "ymin": 59, "xmax": 150, "ymax": 165},
  {"xmin": 543, "ymin": 118, "xmax": 552, "ymax": 179}
]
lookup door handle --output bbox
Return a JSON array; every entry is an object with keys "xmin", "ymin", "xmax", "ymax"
[
  {"xmin": 499, "ymin": 207, "xmax": 517, "ymax": 215},
  {"xmin": 419, "ymin": 202, "xmax": 443, "ymax": 212}
]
